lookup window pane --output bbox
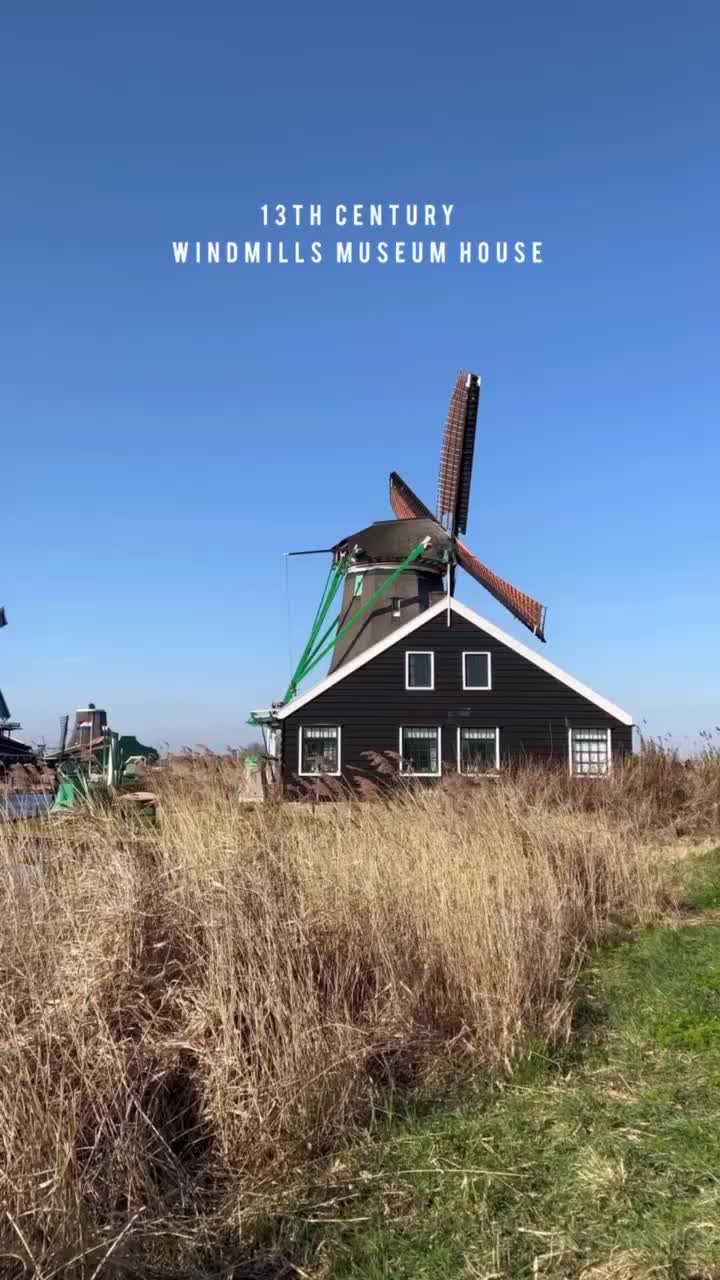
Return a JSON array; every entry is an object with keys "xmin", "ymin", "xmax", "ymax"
[
  {"xmin": 460, "ymin": 728, "xmax": 497, "ymax": 773},
  {"xmin": 407, "ymin": 652, "xmax": 432, "ymax": 687},
  {"xmin": 401, "ymin": 727, "xmax": 439, "ymax": 773},
  {"xmin": 301, "ymin": 727, "xmax": 338, "ymax": 773},
  {"xmin": 464, "ymin": 653, "xmax": 490, "ymax": 688},
  {"xmin": 571, "ymin": 729, "xmax": 609, "ymax": 776}
]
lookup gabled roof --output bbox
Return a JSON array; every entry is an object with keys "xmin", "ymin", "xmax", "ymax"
[{"xmin": 275, "ymin": 597, "xmax": 633, "ymax": 726}]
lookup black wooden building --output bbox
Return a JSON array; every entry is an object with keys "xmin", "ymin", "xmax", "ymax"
[{"xmin": 274, "ymin": 598, "xmax": 633, "ymax": 786}]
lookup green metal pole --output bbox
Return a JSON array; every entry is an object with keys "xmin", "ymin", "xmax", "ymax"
[
  {"xmin": 294, "ymin": 610, "xmax": 342, "ymax": 681},
  {"xmin": 283, "ymin": 556, "xmax": 350, "ymax": 702}
]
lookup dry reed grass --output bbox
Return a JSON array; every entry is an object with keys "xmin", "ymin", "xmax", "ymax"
[{"xmin": 0, "ymin": 749, "xmax": 714, "ymax": 1278}]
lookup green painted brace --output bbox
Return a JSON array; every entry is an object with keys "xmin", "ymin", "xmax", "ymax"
[
  {"xmin": 284, "ymin": 536, "xmax": 431, "ymax": 700},
  {"xmin": 283, "ymin": 554, "xmax": 351, "ymax": 702}
]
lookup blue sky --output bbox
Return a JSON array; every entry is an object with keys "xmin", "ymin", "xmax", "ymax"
[{"xmin": 1, "ymin": 1, "xmax": 718, "ymax": 752}]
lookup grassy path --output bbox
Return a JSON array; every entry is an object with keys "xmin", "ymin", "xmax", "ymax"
[{"xmin": 298, "ymin": 847, "xmax": 720, "ymax": 1279}]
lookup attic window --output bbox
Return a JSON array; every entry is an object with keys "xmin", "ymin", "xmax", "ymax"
[
  {"xmin": 463, "ymin": 651, "xmax": 491, "ymax": 690},
  {"xmin": 391, "ymin": 597, "xmax": 401, "ymax": 617},
  {"xmin": 406, "ymin": 651, "xmax": 434, "ymax": 690},
  {"xmin": 353, "ymin": 574, "xmax": 363, "ymax": 597},
  {"xmin": 569, "ymin": 728, "xmax": 611, "ymax": 776},
  {"xmin": 299, "ymin": 726, "xmax": 341, "ymax": 776}
]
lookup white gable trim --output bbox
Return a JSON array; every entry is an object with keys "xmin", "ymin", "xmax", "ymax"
[
  {"xmin": 448, "ymin": 600, "xmax": 632, "ymax": 724},
  {"xmin": 275, "ymin": 598, "xmax": 633, "ymax": 726}
]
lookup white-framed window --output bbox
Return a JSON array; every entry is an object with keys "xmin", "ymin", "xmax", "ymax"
[
  {"xmin": 353, "ymin": 573, "xmax": 363, "ymax": 597},
  {"xmin": 399, "ymin": 726, "xmax": 442, "ymax": 776},
  {"xmin": 457, "ymin": 727, "xmax": 500, "ymax": 774},
  {"xmin": 462, "ymin": 651, "xmax": 491, "ymax": 690},
  {"xmin": 569, "ymin": 727, "xmax": 611, "ymax": 776},
  {"xmin": 391, "ymin": 596, "xmax": 401, "ymax": 618},
  {"xmin": 405, "ymin": 650, "xmax": 434, "ymax": 690},
  {"xmin": 299, "ymin": 725, "xmax": 341, "ymax": 776}
]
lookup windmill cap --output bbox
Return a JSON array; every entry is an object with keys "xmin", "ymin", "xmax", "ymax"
[{"xmin": 333, "ymin": 517, "xmax": 451, "ymax": 568}]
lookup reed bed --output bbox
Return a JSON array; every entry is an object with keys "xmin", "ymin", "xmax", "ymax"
[{"xmin": 0, "ymin": 746, "xmax": 717, "ymax": 1278}]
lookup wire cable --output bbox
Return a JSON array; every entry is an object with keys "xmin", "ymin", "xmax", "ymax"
[{"xmin": 284, "ymin": 553, "xmax": 294, "ymax": 683}]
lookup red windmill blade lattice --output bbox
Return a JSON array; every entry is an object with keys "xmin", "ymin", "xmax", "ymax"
[
  {"xmin": 456, "ymin": 538, "xmax": 546, "ymax": 640},
  {"xmin": 437, "ymin": 370, "xmax": 480, "ymax": 536}
]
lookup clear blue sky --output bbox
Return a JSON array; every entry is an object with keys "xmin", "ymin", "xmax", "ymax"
[{"xmin": 1, "ymin": 1, "xmax": 718, "ymax": 752}]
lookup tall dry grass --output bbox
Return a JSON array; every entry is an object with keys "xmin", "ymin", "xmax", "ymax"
[{"xmin": 0, "ymin": 755, "xmax": 704, "ymax": 1277}]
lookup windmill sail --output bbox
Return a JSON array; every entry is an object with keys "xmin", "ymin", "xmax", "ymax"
[
  {"xmin": 389, "ymin": 471, "xmax": 435, "ymax": 522},
  {"xmin": 456, "ymin": 538, "xmax": 546, "ymax": 639},
  {"xmin": 437, "ymin": 371, "xmax": 480, "ymax": 535}
]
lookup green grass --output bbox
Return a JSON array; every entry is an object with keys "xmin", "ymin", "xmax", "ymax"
[{"xmin": 295, "ymin": 847, "xmax": 720, "ymax": 1278}]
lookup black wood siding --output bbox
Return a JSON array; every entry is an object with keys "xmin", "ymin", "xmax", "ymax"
[{"xmin": 281, "ymin": 612, "xmax": 632, "ymax": 786}]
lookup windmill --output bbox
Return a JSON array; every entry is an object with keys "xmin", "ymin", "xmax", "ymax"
[{"xmin": 273, "ymin": 371, "xmax": 546, "ymax": 706}]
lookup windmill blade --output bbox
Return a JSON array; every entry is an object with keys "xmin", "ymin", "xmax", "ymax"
[
  {"xmin": 437, "ymin": 371, "xmax": 480, "ymax": 536},
  {"xmin": 457, "ymin": 538, "xmax": 547, "ymax": 640},
  {"xmin": 389, "ymin": 471, "xmax": 437, "ymax": 522}
]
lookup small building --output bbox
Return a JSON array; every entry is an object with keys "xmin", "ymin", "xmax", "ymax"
[{"xmin": 274, "ymin": 597, "xmax": 632, "ymax": 786}]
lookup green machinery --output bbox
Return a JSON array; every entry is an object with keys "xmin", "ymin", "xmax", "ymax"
[{"xmin": 51, "ymin": 716, "xmax": 159, "ymax": 813}]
